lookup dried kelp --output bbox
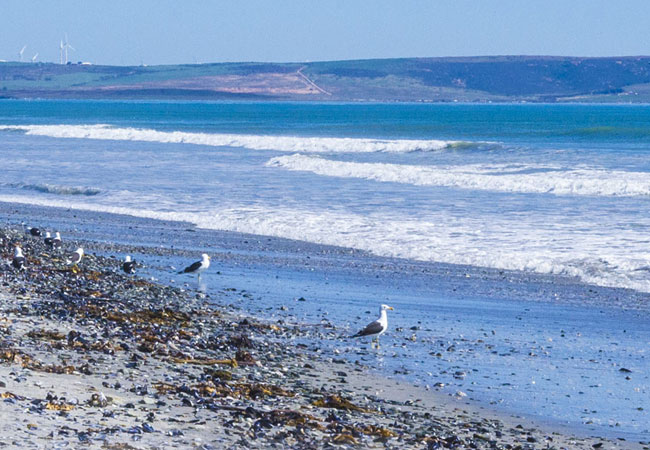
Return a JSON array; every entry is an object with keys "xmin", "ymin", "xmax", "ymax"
[{"xmin": 312, "ymin": 394, "xmax": 375, "ymax": 414}]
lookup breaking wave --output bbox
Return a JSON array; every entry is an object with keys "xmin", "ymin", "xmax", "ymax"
[
  {"xmin": 0, "ymin": 124, "xmax": 473, "ymax": 153},
  {"xmin": 0, "ymin": 193, "xmax": 647, "ymax": 293},
  {"xmin": 6, "ymin": 183, "xmax": 101, "ymax": 196},
  {"xmin": 267, "ymin": 154, "xmax": 650, "ymax": 197}
]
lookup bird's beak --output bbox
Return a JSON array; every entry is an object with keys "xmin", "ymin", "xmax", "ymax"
[{"xmin": 388, "ymin": 306, "xmax": 394, "ymax": 310}]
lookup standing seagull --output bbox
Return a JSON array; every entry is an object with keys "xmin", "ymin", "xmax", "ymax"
[
  {"xmin": 122, "ymin": 255, "xmax": 136, "ymax": 274},
  {"xmin": 12, "ymin": 246, "xmax": 25, "ymax": 271},
  {"xmin": 351, "ymin": 304, "xmax": 394, "ymax": 349},
  {"xmin": 65, "ymin": 247, "xmax": 84, "ymax": 266},
  {"xmin": 178, "ymin": 253, "xmax": 210, "ymax": 282},
  {"xmin": 52, "ymin": 232, "xmax": 62, "ymax": 250}
]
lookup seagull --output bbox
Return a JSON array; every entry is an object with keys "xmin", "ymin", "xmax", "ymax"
[
  {"xmin": 28, "ymin": 227, "xmax": 41, "ymax": 237},
  {"xmin": 52, "ymin": 232, "xmax": 62, "ymax": 250},
  {"xmin": 351, "ymin": 304, "xmax": 394, "ymax": 348},
  {"xmin": 44, "ymin": 232, "xmax": 54, "ymax": 247},
  {"xmin": 122, "ymin": 255, "xmax": 136, "ymax": 274},
  {"xmin": 12, "ymin": 246, "xmax": 25, "ymax": 271},
  {"xmin": 65, "ymin": 247, "xmax": 84, "ymax": 266},
  {"xmin": 178, "ymin": 253, "xmax": 210, "ymax": 282}
]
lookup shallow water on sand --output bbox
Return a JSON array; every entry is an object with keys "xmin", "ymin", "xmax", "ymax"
[{"xmin": 2, "ymin": 203, "xmax": 648, "ymax": 441}]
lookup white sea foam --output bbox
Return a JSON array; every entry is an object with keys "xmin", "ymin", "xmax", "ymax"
[
  {"xmin": 0, "ymin": 193, "xmax": 648, "ymax": 293},
  {"xmin": 0, "ymin": 124, "xmax": 461, "ymax": 153},
  {"xmin": 267, "ymin": 154, "xmax": 650, "ymax": 197}
]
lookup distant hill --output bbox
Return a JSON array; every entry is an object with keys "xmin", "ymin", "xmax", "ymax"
[{"xmin": 2, "ymin": 56, "xmax": 650, "ymax": 102}]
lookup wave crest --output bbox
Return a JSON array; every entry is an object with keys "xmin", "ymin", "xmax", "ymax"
[
  {"xmin": 267, "ymin": 154, "xmax": 650, "ymax": 197},
  {"xmin": 7, "ymin": 183, "xmax": 101, "ymax": 196},
  {"xmin": 0, "ymin": 124, "xmax": 473, "ymax": 153},
  {"xmin": 0, "ymin": 194, "xmax": 647, "ymax": 293}
]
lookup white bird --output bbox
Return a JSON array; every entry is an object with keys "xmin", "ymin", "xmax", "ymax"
[
  {"xmin": 178, "ymin": 253, "xmax": 210, "ymax": 282},
  {"xmin": 122, "ymin": 255, "xmax": 136, "ymax": 274},
  {"xmin": 351, "ymin": 304, "xmax": 394, "ymax": 348},
  {"xmin": 12, "ymin": 246, "xmax": 25, "ymax": 271},
  {"xmin": 66, "ymin": 247, "xmax": 84, "ymax": 266},
  {"xmin": 52, "ymin": 232, "xmax": 62, "ymax": 250}
]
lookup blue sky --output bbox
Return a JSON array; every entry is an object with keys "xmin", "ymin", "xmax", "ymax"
[{"xmin": 1, "ymin": 0, "xmax": 648, "ymax": 65}]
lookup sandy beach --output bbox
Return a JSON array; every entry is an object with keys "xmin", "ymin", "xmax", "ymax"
[{"xmin": 0, "ymin": 205, "xmax": 647, "ymax": 449}]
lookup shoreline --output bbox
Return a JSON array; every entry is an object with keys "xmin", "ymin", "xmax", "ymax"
[
  {"xmin": 0, "ymin": 202, "xmax": 647, "ymax": 447},
  {"xmin": 0, "ymin": 200, "xmax": 647, "ymax": 312}
]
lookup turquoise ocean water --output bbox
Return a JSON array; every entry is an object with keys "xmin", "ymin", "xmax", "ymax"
[
  {"xmin": 0, "ymin": 101, "xmax": 649, "ymax": 292},
  {"xmin": 0, "ymin": 101, "xmax": 648, "ymax": 438}
]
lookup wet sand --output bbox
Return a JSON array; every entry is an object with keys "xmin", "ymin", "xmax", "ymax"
[{"xmin": 0, "ymin": 206, "xmax": 648, "ymax": 448}]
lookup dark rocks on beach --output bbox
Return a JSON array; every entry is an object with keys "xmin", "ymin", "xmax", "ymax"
[{"xmin": 0, "ymin": 225, "xmax": 633, "ymax": 449}]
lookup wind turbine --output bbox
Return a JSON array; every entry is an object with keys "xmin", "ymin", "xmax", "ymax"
[
  {"xmin": 19, "ymin": 45, "xmax": 27, "ymax": 62},
  {"xmin": 31, "ymin": 53, "xmax": 38, "ymax": 63},
  {"xmin": 59, "ymin": 40, "xmax": 64, "ymax": 64},
  {"xmin": 61, "ymin": 34, "xmax": 75, "ymax": 64}
]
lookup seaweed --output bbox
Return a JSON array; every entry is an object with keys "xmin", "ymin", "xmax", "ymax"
[
  {"xmin": 169, "ymin": 356, "xmax": 238, "ymax": 367},
  {"xmin": 26, "ymin": 329, "xmax": 67, "ymax": 341},
  {"xmin": 45, "ymin": 401, "xmax": 75, "ymax": 411},
  {"xmin": 204, "ymin": 369, "xmax": 233, "ymax": 381},
  {"xmin": 312, "ymin": 394, "xmax": 375, "ymax": 413},
  {"xmin": 153, "ymin": 380, "xmax": 294, "ymax": 400},
  {"xmin": 1, "ymin": 391, "xmax": 24, "ymax": 400}
]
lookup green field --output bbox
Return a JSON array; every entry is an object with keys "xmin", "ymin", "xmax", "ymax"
[{"xmin": 2, "ymin": 56, "xmax": 650, "ymax": 102}]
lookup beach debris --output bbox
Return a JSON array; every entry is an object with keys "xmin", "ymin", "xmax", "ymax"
[
  {"xmin": 235, "ymin": 350, "xmax": 256, "ymax": 365},
  {"xmin": 170, "ymin": 356, "xmax": 238, "ymax": 367},
  {"xmin": 312, "ymin": 394, "xmax": 374, "ymax": 413},
  {"xmin": 227, "ymin": 334, "xmax": 254, "ymax": 349},
  {"xmin": 1, "ymin": 391, "xmax": 24, "ymax": 400},
  {"xmin": 87, "ymin": 392, "xmax": 110, "ymax": 407},
  {"xmin": 0, "ymin": 226, "xmax": 627, "ymax": 449},
  {"xmin": 331, "ymin": 433, "xmax": 358, "ymax": 444},
  {"xmin": 153, "ymin": 380, "xmax": 294, "ymax": 400},
  {"xmin": 205, "ymin": 369, "xmax": 232, "ymax": 381},
  {"xmin": 45, "ymin": 400, "xmax": 75, "ymax": 411},
  {"xmin": 26, "ymin": 329, "xmax": 66, "ymax": 341}
]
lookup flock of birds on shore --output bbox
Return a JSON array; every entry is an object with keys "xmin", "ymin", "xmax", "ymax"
[
  {"xmin": 8, "ymin": 226, "xmax": 394, "ymax": 347},
  {"xmin": 9, "ymin": 226, "xmax": 211, "ymax": 278},
  {"xmin": 11, "ymin": 227, "xmax": 82, "ymax": 270}
]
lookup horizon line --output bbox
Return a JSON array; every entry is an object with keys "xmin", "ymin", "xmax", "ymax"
[{"xmin": 2, "ymin": 54, "xmax": 650, "ymax": 68}]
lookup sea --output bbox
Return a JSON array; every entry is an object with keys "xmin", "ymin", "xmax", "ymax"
[{"xmin": 0, "ymin": 100, "xmax": 648, "ymax": 439}]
